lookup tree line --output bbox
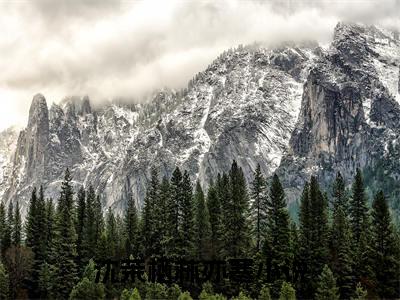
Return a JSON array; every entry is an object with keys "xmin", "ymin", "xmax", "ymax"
[{"xmin": 0, "ymin": 160, "xmax": 399, "ymax": 299}]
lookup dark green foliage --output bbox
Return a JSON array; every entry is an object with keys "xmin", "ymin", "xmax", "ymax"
[
  {"xmin": 370, "ymin": 191, "xmax": 400, "ymax": 299},
  {"xmin": 349, "ymin": 170, "xmax": 374, "ymax": 289},
  {"xmin": 69, "ymin": 259, "xmax": 105, "ymax": 300},
  {"xmin": 12, "ymin": 201, "xmax": 21, "ymax": 246},
  {"xmin": 180, "ymin": 171, "xmax": 195, "ymax": 259},
  {"xmin": 264, "ymin": 174, "xmax": 292, "ymax": 294},
  {"xmin": 142, "ymin": 167, "xmax": 161, "ymax": 258},
  {"xmin": 250, "ymin": 164, "xmax": 268, "ymax": 252},
  {"xmin": 125, "ymin": 193, "xmax": 140, "ymax": 257},
  {"xmin": 2, "ymin": 163, "xmax": 399, "ymax": 299},
  {"xmin": 2, "ymin": 202, "xmax": 13, "ymax": 254},
  {"xmin": 329, "ymin": 174, "xmax": 354, "ymax": 299},
  {"xmin": 76, "ymin": 187, "xmax": 86, "ymax": 269},
  {"xmin": 194, "ymin": 181, "xmax": 211, "ymax": 260},
  {"xmin": 224, "ymin": 160, "xmax": 251, "ymax": 258},
  {"xmin": 315, "ymin": 265, "xmax": 339, "ymax": 300},
  {"xmin": 52, "ymin": 169, "xmax": 78, "ymax": 299},
  {"xmin": 298, "ymin": 177, "xmax": 329, "ymax": 298},
  {"xmin": 332, "ymin": 172, "xmax": 348, "ymax": 214},
  {"xmin": 25, "ymin": 186, "xmax": 48, "ymax": 298},
  {"xmin": 349, "ymin": 169, "xmax": 369, "ymax": 245},
  {"xmin": 206, "ymin": 182, "xmax": 223, "ymax": 259}
]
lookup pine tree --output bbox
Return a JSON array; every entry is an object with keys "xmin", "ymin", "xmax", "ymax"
[
  {"xmin": 332, "ymin": 172, "xmax": 348, "ymax": 213},
  {"xmin": 194, "ymin": 181, "xmax": 211, "ymax": 260},
  {"xmin": 329, "ymin": 174, "xmax": 354, "ymax": 299},
  {"xmin": 265, "ymin": 174, "xmax": 292, "ymax": 293},
  {"xmin": 142, "ymin": 167, "xmax": 160, "ymax": 258},
  {"xmin": 159, "ymin": 176, "xmax": 172, "ymax": 257},
  {"xmin": 250, "ymin": 164, "xmax": 268, "ymax": 252},
  {"xmin": 52, "ymin": 169, "xmax": 78, "ymax": 299},
  {"xmin": 12, "ymin": 201, "xmax": 21, "ymax": 246},
  {"xmin": 45, "ymin": 198, "xmax": 55, "ymax": 256},
  {"xmin": 298, "ymin": 177, "xmax": 329, "ymax": 298},
  {"xmin": 224, "ymin": 161, "xmax": 251, "ymax": 258},
  {"xmin": 349, "ymin": 169, "xmax": 373, "ymax": 286},
  {"xmin": 94, "ymin": 194, "xmax": 104, "ymax": 259},
  {"xmin": 370, "ymin": 191, "xmax": 400, "ymax": 299},
  {"xmin": 38, "ymin": 262, "xmax": 54, "ymax": 299},
  {"xmin": 180, "ymin": 171, "xmax": 195, "ymax": 259},
  {"xmin": 0, "ymin": 260, "xmax": 9, "ymax": 300},
  {"xmin": 105, "ymin": 207, "xmax": 117, "ymax": 258},
  {"xmin": 25, "ymin": 188, "xmax": 38, "ymax": 249},
  {"xmin": 315, "ymin": 265, "xmax": 339, "ymax": 300},
  {"xmin": 76, "ymin": 187, "xmax": 86, "ymax": 269},
  {"xmin": 2, "ymin": 202, "xmax": 13, "ymax": 254},
  {"xmin": 349, "ymin": 169, "xmax": 369, "ymax": 244},
  {"xmin": 279, "ymin": 282, "xmax": 296, "ymax": 300},
  {"xmin": 206, "ymin": 182, "xmax": 223, "ymax": 259},
  {"xmin": 125, "ymin": 193, "xmax": 139, "ymax": 257},
  {"xmin": 25, "ymin": 187, "xmax": 48, "ymax": 297},
  {"xmin": 165, "ymin": 167, "xmax": 183, "ymax": 259}
]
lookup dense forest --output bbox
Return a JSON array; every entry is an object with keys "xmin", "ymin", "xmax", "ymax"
[{"xmin": 0, "ymin": 160, "xmax": 399, "ymax": 299}]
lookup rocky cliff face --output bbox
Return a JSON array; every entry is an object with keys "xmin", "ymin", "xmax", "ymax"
[
  {"xmin": 278, "ymin": 23, "xmax": 400, "ymax": 200},
  {"xmin": 1, "ymin": 23, "xmax": 399, "ymax": 216}
]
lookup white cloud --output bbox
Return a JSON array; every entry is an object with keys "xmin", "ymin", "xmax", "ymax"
[{"xmin": 0, "ymin": 0, "xmax": 399, "ymax": 130}]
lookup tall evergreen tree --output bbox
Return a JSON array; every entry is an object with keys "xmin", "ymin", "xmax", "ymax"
[
  {"xmin": 370, "ymin": 191, "xmax": 400, "ymax": 299},
  {"xmin": 349, "ymin": 169, "xmax": 369, "ymax": 244},
  {"xmin": 1, "ymin": 202, "xmax": 13, "ymax": 255},
  {"xmin": 105, "ymin": 207, "xmax": 118, "ymax": 258},
  {"xmin": 76, "ymin": 187, "xmax": 86, "ymax": 269},
  {"xmin": 12, "ymin": 201, "xmax": 21, "ymax": 246},
  {"xmin": 250, "ymin": 164, "xmax": 268, "ymax": 252},
  {"xmin": 94, "ymin": 194, "xmax": 105, "ymax": 259},
  {"xmin": 52, "ymin": 169, "xmax": 78, "ymax": 298},
  {"xmin": 194, "ymin": 181, "xmax": 211, "ymax": 260},
  {"xmin": 329, "ymin": 205, "xmax": 354, "ymax": 299},
  {"xmin": 329, "ymin": 174, "xmax": 354, "ymax": 299},
  {"xmin": 224, "ymin": 160, "xmax": 251, "ymax": 258},
  {"xmin": 125, "ymin": 193, "xmax": 139, "ymax": 257},
  {"xmin": 26, "ymin": 186, "xmax": 47, "ymax": 298},
  {"xmin": 298, "ymin": 177, "xmax": 329, "ymax": 298},
  {"xmin": 159, "ymin": 176, "xmax": 172, "ymax": 257},
  {"xmin": 264, "ymin": 174, "xmax": 292, "ymax": 295},
  {"xmin": 332, "ymin": 172, "xmax": 348, "ymax": 213},
  {"xmin": 165, "ymin": 167, "xmax": 183, "ymax": 259},
  {"xmin": 25, "ymin": 188, "xmax": 38, "ymax": 249},
  {"xmin": 206, "ymin": 181, "xmax": 223, "ymax": 259},
  {"xmin": 315, "ymin": 265, "xmax": 339, "ymax": 300},
  {"xmin": 349, "ymin": 169, "xmax": 373, "ymax": 286},
  {"xmin": 180, "ymin": 171, "xmax": 195, "ymax": 258},
  {"xmin": 142, "ymin": 167, "xmax": 160, "ymax": 258}
]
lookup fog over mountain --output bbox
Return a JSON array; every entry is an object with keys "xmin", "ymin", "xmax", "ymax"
[{"xmin": 1, "ymin": 0, "xmax": 399, "ymax": 130}]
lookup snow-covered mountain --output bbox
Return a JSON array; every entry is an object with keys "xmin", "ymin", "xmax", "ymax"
[{"xmin": 1, "ymin": 23, "xmax": 399, "ymax": 217}]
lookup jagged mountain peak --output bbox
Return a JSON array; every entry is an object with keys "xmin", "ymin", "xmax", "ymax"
[{"xmin": 1, "ymin": 22, "xmax": 400, "ymax": 218}]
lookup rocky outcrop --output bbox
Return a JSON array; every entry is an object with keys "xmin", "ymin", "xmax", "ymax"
[{"xmin": 1, "ymin": 23, "xmax": 399, "ymax": 217}]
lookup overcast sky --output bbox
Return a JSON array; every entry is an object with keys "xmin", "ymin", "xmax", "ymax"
[{"xmin": 0, "ymin": 0, "xmax": 399, "ymax": 130}]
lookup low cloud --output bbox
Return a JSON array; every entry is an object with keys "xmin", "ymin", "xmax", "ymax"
[{"xmin": 0, "ymin": 0, "xmax": 399, "ymax": 130}]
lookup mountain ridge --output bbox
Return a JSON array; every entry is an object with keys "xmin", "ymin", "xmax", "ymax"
[{"xmin": 1, "ymin": 22, "xmax": 399, "ymax": 218}]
